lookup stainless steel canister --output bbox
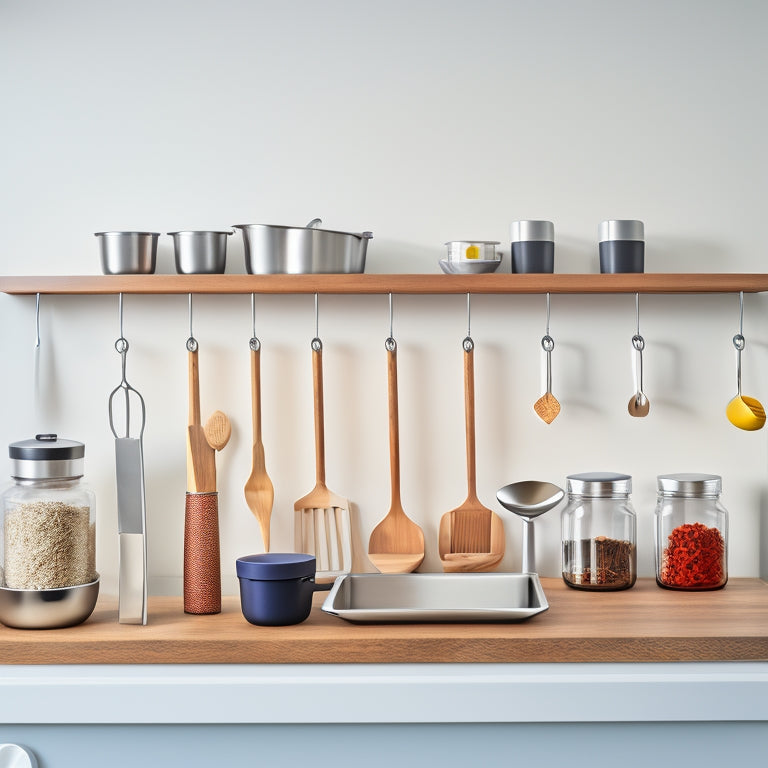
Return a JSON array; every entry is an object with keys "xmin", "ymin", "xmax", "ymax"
[
  {"xmin": 169, "ymin": 230, "xmax": 233, "ymax": 274},
  {"xmin": 96, "ymin": 231, "xmax": 159, "ymax": 275},
  {"xmin": 233, "ymin": 219, "xmax": 373, "ymax": 274},
  {"xmin": 598, "ymin": 220, "xmax": 644, "ymax": 273},
  {"xmin": 510, "ymin": 220, "xmax": 555, "ymax": 273}
]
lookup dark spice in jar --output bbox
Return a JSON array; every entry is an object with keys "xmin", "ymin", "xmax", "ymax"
[
  {"xmin": 562, "ymin": 536, "xmax": 635, "ymax": 589},
  {"xmin": 659, "ymin": 522, "xmax": 725, "ymax": 589}
]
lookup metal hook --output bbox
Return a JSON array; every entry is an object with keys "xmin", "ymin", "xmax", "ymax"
[
  {"xmin": 466, "ymin": 292, "xmax": 472, "ymax": 338},
  {"xmin": 545, "ymin": 292, "xmax": 551, "ymax": 337},
  {"xmin": 385, "ymin": 292, "xmax": 396, "ymax": 352},
  {"xmin": 635, "ymin": 292, "xmax": 640, "ymax": 336},
  {"xmin": 249, "ymin": 292, "xmax": 261, "ymax": 351},
  {"xmin": 311, "ymin": 293, "xmax": 322, "ymax": 351}
]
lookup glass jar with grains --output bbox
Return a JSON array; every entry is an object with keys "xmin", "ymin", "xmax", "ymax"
[
  {"xmin": 561, "ymin": 471, "xmax": 637, "ymax": 591},
  {"xmin": 1, "ymin": 434, "xmax": 96, "ymax": 590}
]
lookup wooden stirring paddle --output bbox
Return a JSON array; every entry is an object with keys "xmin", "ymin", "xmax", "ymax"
[{"xmin": 368, "ymin": 337, "xmax": 425, "ymax": 573}]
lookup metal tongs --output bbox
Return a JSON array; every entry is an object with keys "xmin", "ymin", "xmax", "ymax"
[{"xmin": 108, "ymin": 295, "xmax": 148, "ymax": 625}]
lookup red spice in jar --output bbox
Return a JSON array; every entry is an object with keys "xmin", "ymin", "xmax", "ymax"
[{"xmin": 660, "ymin": 522, "xmax": 725, "ymax": 589}]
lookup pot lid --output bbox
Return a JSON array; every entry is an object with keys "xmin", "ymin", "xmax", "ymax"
[{"xmin": 236, "ymin": 553, "xmax": 317, "ymax": 581}]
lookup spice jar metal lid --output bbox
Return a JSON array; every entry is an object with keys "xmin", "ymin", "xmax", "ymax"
[
  {"xmin": 566, "ymin": 471, "xmax": 632, "ymax": 497},
  {"xmin": 511, "ymin": 220, "xmax": 554, "ymax": 242},
  {"xmin": 598, "ymin": 220, "xmax": 644, "ymax": 243},
  {"xmin": 9, "ymin": 433, "xmax": 85, "ymax": 480},
  {"xmin": 657, "ymin": 473, "xmax": 722, "ymax": 497}
]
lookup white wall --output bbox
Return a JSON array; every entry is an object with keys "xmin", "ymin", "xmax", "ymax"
[{"xmin": 1, "ymin": 0, "xmax": 767, "ymax": 595}]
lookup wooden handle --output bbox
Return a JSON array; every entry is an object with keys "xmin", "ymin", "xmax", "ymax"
[
  {"xmin": 312, "ymin": 345, "xmax": 326, "ymax": 486},
  {"xmin": 188, "ymin": 348, "xmax": 201, "ymax": 427},
  {"xmin": 387, "ymin": 345, "xmax": 401, "ymax": 509},
  {"xmin": 251, "ymin": 347, "xmax": 262, "ymax": 442},
  {"xmin": 464, "ymin": 344, "xmax": 477, "ymax": 500},
  {"xmin": 183, "ymin": 492, "xmax": 221, "ymax": 614}
]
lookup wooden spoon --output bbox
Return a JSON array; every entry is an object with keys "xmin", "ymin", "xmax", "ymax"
[
  {"xmin": 368, "ymin": 339, "xmax": 425, "ymax": 573},
  {"xmin": 204, "ymin": 410, "xmax": 231, "ymax": 450},
  {"xmin": 244, "ymin": 339, "xmax": 275, "ymax": 552},
  {"xmin": 438, "ymin": 338, "xmax": 504, "ymax": 573}
]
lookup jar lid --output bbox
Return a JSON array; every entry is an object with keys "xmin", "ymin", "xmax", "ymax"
[
  {"xmin": 511, "ymin": 220, "xmax": 554, "ymax": 242},
  {"xmin": 598, "ymin": 220, "xmax": 644, "ymax": 243},
  {"xmin": 236, "ymin": 553, "xmax": 316, "ymax": 581},
  {"xmin": 9, "ymin": 434, "xmax": 85, "ymax": 480},
  {"xmin": 657, "ymin": 473, "xmax": 721, "ymax": 496},
  {"xmin": 567, "ymin": 471, "xmax": 632, "ymax": 496}
]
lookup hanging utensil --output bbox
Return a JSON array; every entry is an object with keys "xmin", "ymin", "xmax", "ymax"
[
  {"xmin": 183, "ymin": 294, "xmax": 229, "ymax": 614},
  {"xmin": 439, "ymin": 294, "xmax": 505, "ymax": 572},
  {"xmin": 108, "ymin": 294, "xmax": 148, "ymax": 625},
  {"xmin": 294, "ymin": 294, "xmax": 352, "ymax": 583},
  {"xmin": 628, "ymin": 293, "xmax": 650, "ymax": 417},
  {"xmin": 726, "ymin": 291, "xmax": 766, "ymax": 431},
  {"xmin": 368, "ymin": 294, "xmax": 425, "ymax": 573},
  {"xmin": 533, "ymin": 293, "xmax": 560, "ymax": 424},
  {"xmin": 496, "ymin": 481, "xmax": 564, "ymax": 573},
  {"xmin": 244, "ymin": 294, "xmax": 274, "ymax": 552}
]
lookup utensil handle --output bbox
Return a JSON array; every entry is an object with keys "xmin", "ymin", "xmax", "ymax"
[
  {"xmin": 188, "ymin": 348, "xmax": 201, "ymax": 426},
  {"xmin": 183, "ymin": 492, "xmax": 221, "ymax": 614},
  {"xmin": 521, "ymin": 518, "xmax": 535, "ymax": 574},
  {"xmin": 251, "ymin": 347, "xmax": 262, "ymax": 441},
  {"xmin": 464, "ymin": 344, "xmax": 478, "ymax": 499},
  {"xmin": 387, "ymin": 344, "xmax": 401, "ymax": 507},
  {"xmin": 312, "ymin": 344, "xmax": 326, "ymax": 485}
]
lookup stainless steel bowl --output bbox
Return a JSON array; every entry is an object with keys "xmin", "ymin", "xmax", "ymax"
[
  {"xmin": 96, "ymin": 232, "xmax": 159, "ymax": 275},
  {"xmin": 439, "ymin": 259, "xmax": 501, "ymax": 274},
  {"xmin": 233, "ymin": 219, "xmax": 373, "ymax": 274},
  {"xmin": 0, "ymin": 576, "xmax": 99, "ymax": 629},
  {"xmin": 168, "ymin": 230, "xmax": 233, "ymax": 274}
]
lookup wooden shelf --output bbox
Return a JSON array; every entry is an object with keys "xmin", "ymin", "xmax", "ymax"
[
  {"xmin": 2, "ymin": 578, "xmax": 767, "ymax": 665},
  {"xmin": 2, "ymin": 273, "xmax": 768, "ymax": 295}
]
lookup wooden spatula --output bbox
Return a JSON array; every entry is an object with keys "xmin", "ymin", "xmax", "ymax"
[
  {"xmin": 293, "ymin": 339, "xmax": 352, "ymax": 583},
  {"xmin": 368, "ymin": 339, "xmax": 425, "ymax": 573},
  {"xmin": 439, "ymin": 338, "xmax": 504, "ymax": 573},
  {"xmin": 244, "ymin": 340, "xmax": 274, "ymax": 552}
]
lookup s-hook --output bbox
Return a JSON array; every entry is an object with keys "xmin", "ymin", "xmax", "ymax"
[{"xmin": 186, "ymin": 293, "xmax": 198, "ymax": 352}]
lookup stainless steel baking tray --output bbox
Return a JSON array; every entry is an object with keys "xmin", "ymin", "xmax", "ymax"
[{"xmin": 321, "ymin": 572, "xmax": 548, "ymax": 623}]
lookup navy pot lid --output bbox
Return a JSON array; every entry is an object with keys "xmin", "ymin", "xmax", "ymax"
[{"xmin": 236, "ymin": 553, "xmax": 316, "ymax": 581}]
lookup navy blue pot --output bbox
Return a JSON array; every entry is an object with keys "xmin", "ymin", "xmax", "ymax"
[{"xmin": 236, "ymin": 553, "xmax": 333, "ymax": 626}]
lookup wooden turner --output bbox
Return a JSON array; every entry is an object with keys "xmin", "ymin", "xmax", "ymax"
[
  {"xmin": 293, "ymin": 339, "xmax": 352, "ymax": 583},
  {"xmin": 439, "ymin": 338, "xmax": 505, "ymax": 573},
  {"xmin": 368, "ymin": 339, "xmax": 425, "ymax": 573}
]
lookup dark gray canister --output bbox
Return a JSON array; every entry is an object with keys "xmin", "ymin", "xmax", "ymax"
[
  {"xmin": 511, "ymin": 220, "xmax": 554, "ymax": 273},
  {"xmin": 599, "ymin": 220, "xmax": 644, "ymax": 273}
]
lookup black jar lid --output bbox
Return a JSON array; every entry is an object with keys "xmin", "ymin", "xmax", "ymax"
[{"xmin": 9, "ymin": 434, "xmax": 85, "ymax": 479}]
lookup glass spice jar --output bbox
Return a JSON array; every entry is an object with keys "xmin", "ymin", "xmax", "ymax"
[
  {"xmin": 655, "ymin": 473, "xmax": 727, "ymax": 591},
  {"xmin": 1, "ymin": 434, "xmax": 96, "ymax": 590},
  {"xmin": 561, "ymin": 472, "xmax": 637, "ymax": 591}
]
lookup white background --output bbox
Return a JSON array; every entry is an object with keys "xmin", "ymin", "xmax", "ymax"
[{"xmin": 1, "ymin": 0, "xmax": 767, "ymax": 596}]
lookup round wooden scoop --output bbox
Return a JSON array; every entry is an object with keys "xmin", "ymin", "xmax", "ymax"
[
  {"xmin": 204, "ymin": 410, "xmax": 231, "ymax": 450},
  {"xmin": 368, "ymin": 339, "xmax": 425, "ymax": 573}
]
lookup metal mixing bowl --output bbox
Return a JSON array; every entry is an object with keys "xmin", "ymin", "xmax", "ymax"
[
  {"xmin": 233, "ymin": 220, "xmax": 372, "ymax": 274},
  {"xmin": 96, "ymin": 232, "xmax": 159, "ymax": 275},
  {"xmin": 169, "ymin": 230, "xmax": 233, "ymax": 274},
  {"xmin": 0, "ymin": 576, "xmax": 100, "ymax": 629}
]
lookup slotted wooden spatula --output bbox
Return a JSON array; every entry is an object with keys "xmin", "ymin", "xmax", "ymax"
[
  {"xmin": 439, "ymin": 336, "xmax": 504, "ymax": 572},
  {"xmin": 293, "ymin": 337, "xmax": 352, "ymax": 583}
]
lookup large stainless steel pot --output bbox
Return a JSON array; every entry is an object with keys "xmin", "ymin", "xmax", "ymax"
[{"xmin": 233, "ymin": 219, "xmax": 372, "ymax": 274}]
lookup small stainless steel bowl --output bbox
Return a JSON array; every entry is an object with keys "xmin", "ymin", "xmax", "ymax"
[
  {"xmin": 96, "ymin": 232, "xmax": 159, "ymax": 275},
  {"xmin": 439, "ymin": 259, "xmax": 501, "ymax": 274},
  {"xmin": 169, "ymin": 230, "xmax": 232, "ymax": 274},
  {"xmin": 0, "ymin": 576, "xmax": 100, "ymax": 629}
]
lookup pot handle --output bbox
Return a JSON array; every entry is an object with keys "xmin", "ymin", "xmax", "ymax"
[
  {"xmin": 310, "ymin": 577, "xmax": 334, "ymax": 593},
  {"xmin": 306, "ymin": 218, "xmax": 323, "ymax": 229}
]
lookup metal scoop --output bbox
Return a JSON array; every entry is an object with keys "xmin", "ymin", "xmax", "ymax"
[
  {"xmin": 496, "ymin": 481, "xmax": 564, "ymax": 573},
  {"xmin": 108, "ymin": 295, "xmax": 148, "ymax": 625}
]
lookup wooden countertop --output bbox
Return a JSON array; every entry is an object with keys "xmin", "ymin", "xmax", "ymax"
[{"xmin": 2, "ymin": 578, "xmax": 767, "ymax": 665}]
